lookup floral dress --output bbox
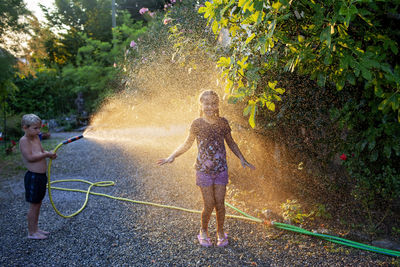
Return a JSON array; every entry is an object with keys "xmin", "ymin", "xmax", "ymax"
[{"xmin": 190, "ymin": 117, "xmax": 231, "ymax": 174}]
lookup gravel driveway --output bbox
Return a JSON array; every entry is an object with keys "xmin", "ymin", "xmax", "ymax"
[{"xmin": 0, "ymin": 132, "xmax": 396, "ymax": 266}]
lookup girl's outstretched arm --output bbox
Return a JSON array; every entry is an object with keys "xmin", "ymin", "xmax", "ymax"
[
  {"xmin": 157, "ymin": 132, "xmax": 196, "ymax": 165},
  {"xmin": 225, "ymin": 132, "xmax": 256, "ymax": 169}
]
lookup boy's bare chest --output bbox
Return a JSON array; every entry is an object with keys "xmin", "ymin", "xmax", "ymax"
[{"xmin": 30, "ymin": 140, "xmax": 42, "ymax": 153}]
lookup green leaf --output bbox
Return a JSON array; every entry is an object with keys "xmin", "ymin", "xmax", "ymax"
[
  {"xmin": 258, "ymin": 36, "xmax": 267, "ymax": 55},
  {"xmin": 360, "ymin": 66, "xmax": 372, "ymax": 80},
  {"xmin": 238, "ymin": 0, "xmax": 250, "ymax": 8},
  {"xmin": 217, "ymin": 57, "xmax": 231, "ymax": 68},
  {"xmin": 245, "ymin": 33, "xmax": 256, "ymax": 45},
  {"xmin": 339, "ymin": 5, "xmax": 358, "ymax": 27},
  {"xmin": 211, "ymin": 20, "xmax": 219, "ymax": 34},
  {"xmin": 398, "ymin": 110, "xmax": 400, "ymax": 123},
  {"xmin": 268, "ymin": 81, "xmax": 277, "ymax": 89},
  {"xmin": 336, "ymin": 78, "xmax": 345, "ymax": 91},
  {"xmin": 320, "ymin": 26, "xmax": 331, "ymax": 47},
  {"xmin": 368, "ymin": 140, "xmax": 376, "ymax": 151},
  {"xmin": 317, "ymin": 73, "xmax": 326, "ymax": 87},
  {"xmin": 266, "ymin": 101, "xmax": 275, "ymax": 111},
  {"xmin": 254, "ymin": 0, "xmax": 263, "ymax": 11},
  {"xmin": 370, "ymin": 150, "xmax": 378, "ymax": 162},
  {"xmin": 324, "ymin": 52, "xmax": 332, "ymax": 65},
  {"xmin": 272, "ymin": 1, "xmax": 282, "ymax": 11},
  {"xmin": 360, "ymin": 140, "xmax": 368, "ymax": 151},
  {"xmin": 243, "ymin": 103, "xmax": 252, "ymax": 116},
  {"xmin": 228, "ymin": 95, "xmax": 240, "ymax": 104},
  {"xmin": 245, "ymin": 100, "xmax": 257, "ymax": 128},
  {"xmin": 274, "ymin": 87, "xmax": 285, "ymax": 94},
  {"xmin": 384, "ymin": 145, "xmax": 392, "ymax": 158},
  {"xmin": 374, "ymin": 84, "xmax": 384, "ymax": 97},
  {"xmin": 346, "ymin": 73, "xmax": 356, "ymax": 85}
]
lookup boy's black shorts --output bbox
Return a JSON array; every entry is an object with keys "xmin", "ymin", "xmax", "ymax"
[{"xmin": 24, "ymin": 171, "xmax": 47, "ymax": 203}]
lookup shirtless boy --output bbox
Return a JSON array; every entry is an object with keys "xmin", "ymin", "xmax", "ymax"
[{"xmin": 19, "ymin": 114, "xmax": 57, "ymax": 239}]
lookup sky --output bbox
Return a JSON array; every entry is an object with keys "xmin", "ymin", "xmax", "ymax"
[{"xmin": 25, "ymin": 0, "xmax": 54, "ymax": 22}]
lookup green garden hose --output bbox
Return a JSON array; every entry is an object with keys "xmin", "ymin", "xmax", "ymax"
[{"xmin": 47, "ymin": 136, "xmax": 400, "ymax": 258}]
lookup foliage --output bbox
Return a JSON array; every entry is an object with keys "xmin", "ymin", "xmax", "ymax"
[
  {"xmin": 8, "ymin": 9, "xmax": 148, "ymax": 117},
  {"xmin": 0, "ymin": 0, "xmax": 30, "ymax": 45},
  {"xmin": 162, "ymin": 1, "xmax": 218, "ymax": 68},
  {"xmin": 312, "ymin": 203, "xmax": 332, "ymax": 220},
  {"xmin": 336, "ymin": 98, "xmax": 400, "ymax": 222},
  {"xmin": 199, "ymin": 0, "xmax": 400, "ymax": 222},
  {"xmin": 1, "ymin": 113, "xmax": 23, "ymax": 141},
  {"xmin": 280, "ymin": 199, "xmax": 310, "ymax": 224},
  {"xmin": 43, "ymin": 0, "xmax": 113, "ymax": 42},
  {"xmin": 0, "ymin": 0, "xmax": 30, "ymax": 103},
  {"xmin": 59, "ymin": 14, "xmax": 147, "ymax": 112},
  {"xmin": 41, "ymin": 123, "xmax": 49, "ymax": 134},
  {"xmin": 5, "ymin": 140, "xmax": 16, "ymax": 155},
  {"xmin": 119, "ymin": 0, "xmax": 168, "ymax": 21},
  {"xmin": 199, "ymin": 0, "xmax": 400, "ymax": 125},
  {"xmin": 0, "ymin": 49, "xmax": 18, "ymax": 103},
  {"xmin": 11, "ymin": 69, "xmax": 74, "ymax": 118}
]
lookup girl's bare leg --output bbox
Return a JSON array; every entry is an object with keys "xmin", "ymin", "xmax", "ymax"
[
  {"xmin": 214, "ymin": 185, "xmax": 227, "ymax": 237},
  {"xmin": 199, "ymin": 186, "xmax": 215, "ymax": 236}
]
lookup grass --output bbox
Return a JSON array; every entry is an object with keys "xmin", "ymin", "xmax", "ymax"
[{"xmin": 0, "ymin": 137, "xmax": 64, "ymax": 180}]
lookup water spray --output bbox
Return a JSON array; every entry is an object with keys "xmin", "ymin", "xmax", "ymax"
[{"xmin": 46, "ymin": 135, "xmax": 400, "ymax": 257}]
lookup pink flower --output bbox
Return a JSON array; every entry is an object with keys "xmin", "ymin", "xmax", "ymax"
[
  {"xmin": 163, "ymin": 18, "xmax": 172, "ymax": 25},
  {"xmin": 171, "ymin": 0, "xmax": 176, "ymax": 3},
  {"xmin": 139, "ymin": 7, "xmax": 149, "ymax": 15},
  {"xmin": 113, "ymin": 62, "xmax": 117, "ymax": 68},
  {"xmin": 130, "ymin": 40, "xmax": 137, "ymax": 48},
  {"xmin": 340, "ymin": 153, "xmax": 347, "ymax": 161},
  {"xmin": 11, "ymin": 140, "xmax": 16, "ymax": 146}
]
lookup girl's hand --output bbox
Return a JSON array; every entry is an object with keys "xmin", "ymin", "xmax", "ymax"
[
  {"xmin": 157, "ymin": 156, "xmax": 174, "ymax": 166},
  {"xmin": 241, "ymin": 159, "xmax": 256, "ymax": 170}
]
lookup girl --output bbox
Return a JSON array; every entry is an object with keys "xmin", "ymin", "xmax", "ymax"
[{"xmin": 158, "ymin": 90, "xmax": 255, "ymax": 247}]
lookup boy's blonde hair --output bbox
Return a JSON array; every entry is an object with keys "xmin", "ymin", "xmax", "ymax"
[{"xmin": 21, "ymin": 114, "xmax": 41, "ymax": 127}]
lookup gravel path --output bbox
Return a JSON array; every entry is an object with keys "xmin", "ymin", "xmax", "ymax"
[{"xmin": 0, "ymin": 132, "xmax": 396, "ymax": 266}]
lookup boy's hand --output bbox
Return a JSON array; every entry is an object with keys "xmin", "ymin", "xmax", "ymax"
[
  {"xmin": 46, "ymin": 151, "xmax": 57, "ymax": 159},
  {"xmin": 157, "ymin": 156, "xmax": 174, "ymax": 166},
  {"xmin": 241, "ymin": 160, "xmax": 256, "ymax": 170}
]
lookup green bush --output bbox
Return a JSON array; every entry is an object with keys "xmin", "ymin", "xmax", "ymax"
[
  {"xmin": 11, "ymin": 69, "xmax": 75, "ymax": 118},
  {"xmin": 334, "ymin": 90, "xmax": 400, "ymax": 219},
  {"xmin": 1, "ymin": 113, "xmax": 23, "ymax": 141}
]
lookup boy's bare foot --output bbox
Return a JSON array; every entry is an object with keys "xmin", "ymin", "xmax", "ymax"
[
  {"xmin": 27, "ymin": 232, "xmax": 48, "ymax": 240},
  {"xmin": 38, "ymin": 229, "xmax": 49, "ymax": 235}
]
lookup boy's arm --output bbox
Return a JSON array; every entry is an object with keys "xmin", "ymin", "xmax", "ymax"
[
  {"xmin": 20, "ymin": 138, "xmax": 54, "ymax": 162},
  {"xmin": 158, "ymin": 132, "xmax": 195, "ymax": 165},
  {"xmin": 225, "ymin": 132, "xmax": 256, "ymax": 169}
]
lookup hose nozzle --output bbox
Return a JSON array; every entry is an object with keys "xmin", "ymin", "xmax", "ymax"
[{"xmin": 63, "ymin": 135, "xmax": 84, "ymax": 144}]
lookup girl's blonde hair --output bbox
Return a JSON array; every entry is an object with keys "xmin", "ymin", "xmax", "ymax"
[
  {"xmin": 21, "ymin": 114, "xmax": 41, "ymax": 127},
  {"xmin": 199, "ymin": 90, "xmax": 220, "ymax": 117}
]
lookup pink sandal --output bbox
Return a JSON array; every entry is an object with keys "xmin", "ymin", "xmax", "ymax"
[
  {"xmin": 197, "ymin": 234, "xmax": 212, "ymax": 247},
  {"xmin": 217, "ymin": 233, "xmax": 228, "ymax": 247}
]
